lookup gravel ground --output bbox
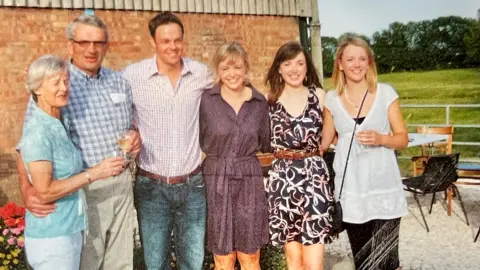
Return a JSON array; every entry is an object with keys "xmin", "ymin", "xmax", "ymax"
[{"xmin": 325, "ymin": 183, "xmax": 480, "ymax": 270}]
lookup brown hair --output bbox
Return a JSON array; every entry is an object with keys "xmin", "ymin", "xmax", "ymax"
[
  {"xmin": 213, "ymin": 41, "xmax": 249, "ymax": 71},
  {"xmin": 332, "ymin": 36, "xmax": 378, "ymax": 94},
  {"xmin": 265, "ymin": 41, "xmax": 322, "ymax": 105},
  {"xmin": 149, "ymin": 12, "xmax": 184, "ymax": 38}
]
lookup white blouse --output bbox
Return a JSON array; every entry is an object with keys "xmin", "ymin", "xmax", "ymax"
[{"xmin": 325, "ymin": 83, "xmax": 408, "ymax": 223}]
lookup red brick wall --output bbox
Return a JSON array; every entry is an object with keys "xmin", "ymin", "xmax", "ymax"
[{"xmin": 0, "ymin": 8, "xmax": 300, "ymax": 205}]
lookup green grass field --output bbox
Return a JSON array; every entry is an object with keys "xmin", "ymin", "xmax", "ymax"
[{"xmin": 324, "ymin": 68, "xmax": 480, "ymax": 175}]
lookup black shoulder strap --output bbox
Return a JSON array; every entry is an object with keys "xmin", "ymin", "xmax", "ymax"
[{"xmin": 338, "ymin": 89, "xmax": 369, "ymax": 200}]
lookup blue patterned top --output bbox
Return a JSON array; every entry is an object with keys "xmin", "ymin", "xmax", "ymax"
[
  {"xmin": 23, "ymin": 63, "xmax": 134, "ymax": 168},
  {"xmin": 18, "ymin": 102, "xmax": 86, "ymax": 238}
]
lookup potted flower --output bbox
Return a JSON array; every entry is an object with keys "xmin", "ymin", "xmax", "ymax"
[{"xmin": 0, "ymin": 202, "xmax": 27, "ymax": 269}]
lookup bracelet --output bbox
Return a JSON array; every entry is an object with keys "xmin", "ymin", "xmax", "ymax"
[{"xmin": 84, "ymin": 170, "xmax": 92, "ymax": 184}]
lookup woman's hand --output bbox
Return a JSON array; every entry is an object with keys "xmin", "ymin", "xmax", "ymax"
[
  {"xmin": 355, "ymin": 130, "xmax": 385, "ymax": 146},
  {"xmin": 88, "ymin": 157, "xmax": 126, "ymax": 181}
]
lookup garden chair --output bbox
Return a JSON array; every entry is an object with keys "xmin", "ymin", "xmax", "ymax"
[
  {"xmin": 411, "ymin": 125, "xmax": 454, "ymax": 176},
  {"xmin": 475, "ymin": 226, "xmax": 480, "ymax": 243},
  {"xmin": 403, "ymin": 153, "xmax": 469, "ymax": 232}
]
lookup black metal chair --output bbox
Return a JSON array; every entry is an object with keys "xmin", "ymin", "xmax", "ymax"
[
  {"xmin": 475, "ymin": 227, "xmax": 480, "ymax": 243},
  {"xmin": 402, "ymin": 153, "xmax": 469, "ymax": 232}
]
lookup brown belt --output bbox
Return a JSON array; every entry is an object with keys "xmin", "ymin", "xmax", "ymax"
[
  {"xmin": 273, "ymin": 149, "xmax": 320, "ymax": 160},
  {"xmin": 137, "ymin": 166, "xmax": 201, "ymax": 185}
]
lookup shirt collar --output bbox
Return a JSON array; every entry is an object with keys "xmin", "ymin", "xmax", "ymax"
[
  {"xmin": 209, "ymin": 83, "xmax": 264, "ymax": 101},
  {"xmin": 68, "ymin": 61, "xmax": 104, "ymax": 80},
  {"xmin": 146, "ymin": 56, "xmax": 192, "ymax": 79}
]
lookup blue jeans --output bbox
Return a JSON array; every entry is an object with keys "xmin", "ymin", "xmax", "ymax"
[{"xmin": 135, "ymin": 172, "xmax": 206, "ymax": 270}]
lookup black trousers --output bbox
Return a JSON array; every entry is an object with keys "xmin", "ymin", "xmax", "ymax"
[{"xmin": 343, "ymin": 218, "xmax": 401, "ymax": 270}]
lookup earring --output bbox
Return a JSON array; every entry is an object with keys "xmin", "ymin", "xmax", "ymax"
[
  {"xmin": 304, "ymin": 77, "xmax": 307, "ymax": 83},
  {"xmin": 279, "ymin": 76, "xmax": 283, "ymax": 83}
]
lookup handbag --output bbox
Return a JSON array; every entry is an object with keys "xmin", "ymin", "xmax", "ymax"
[{"xmin": 330, "ymin": 89, "xmax": 369, "ymax": 235}]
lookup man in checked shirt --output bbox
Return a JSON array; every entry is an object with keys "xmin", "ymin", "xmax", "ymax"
[
  {"xmin": 122, "ymin": 12, "xmax": 214, "ymax": 270},
  {"xmin": 16, "ymin": 15, "xmax": 140, "ymax": 269}
]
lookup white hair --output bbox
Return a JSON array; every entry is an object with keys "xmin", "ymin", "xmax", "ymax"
[
  {"xmin": 25, "ymin": 55, "xmax": 68, "ymax": 101},
  {"xmin": 66, "ymin": 14, "xmax": 109, "ymax": 42}
]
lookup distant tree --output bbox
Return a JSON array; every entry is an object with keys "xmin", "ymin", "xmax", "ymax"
[
  {"xmin": 370, "ymin": 16, "xmax": 474, "ymax": 73},
  {"xmin": 464, "ymin": 20, "xmax": 480, "ymax": 65},
  {"xmin": 322, "ymin": 16, "xmax": 477, "ymax": 74},
  {"xmin": 427, "ymin": 16, "xmax": 473, "ymax": 68},
  {"xmin": 321, "ymin": 36, "xmax": 338, "ymax": 77},
  {"xmin": 372, "ymin": 22, "xmax": 410, "ymax": 73}
]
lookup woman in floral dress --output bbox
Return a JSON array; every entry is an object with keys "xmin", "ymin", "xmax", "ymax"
[{"xmin": 265, "ymin": 41, "xmax": 334, "ymax": 270}]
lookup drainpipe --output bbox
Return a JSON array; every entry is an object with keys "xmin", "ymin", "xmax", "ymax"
[{"xmin": 310, "ymin": 0, "xmax": 324, "ymax": 84}]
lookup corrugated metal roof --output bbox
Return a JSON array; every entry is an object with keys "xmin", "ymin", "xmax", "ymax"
[{"xmin": 0, "ymin": 0, "xmax": 312, "ymax": 17}]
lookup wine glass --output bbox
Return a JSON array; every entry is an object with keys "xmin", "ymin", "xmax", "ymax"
[{"xmin": 116, "ymin": 132, "xmax": 134, "ymax": 164}]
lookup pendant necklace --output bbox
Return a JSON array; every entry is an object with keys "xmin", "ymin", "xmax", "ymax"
[{"xmin": 344, "ymin": 87, "xmax": 367, "ymax": 111}]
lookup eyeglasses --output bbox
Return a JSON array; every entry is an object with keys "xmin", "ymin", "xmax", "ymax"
[{"xmin": 72, "ymin": 40, "xmax": 108, "ymax": 49}]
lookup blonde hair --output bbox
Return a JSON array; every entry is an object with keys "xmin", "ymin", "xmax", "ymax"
[
  {"xmin": 212, "ymin": 41, "xmax": 249, "ymax": 83},
  {"xmin": 332, "ymin": 36, "xmax": 378, "ymax": 94}
]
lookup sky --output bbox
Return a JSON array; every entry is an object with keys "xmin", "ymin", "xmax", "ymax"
[{"xmin": 318, "ymin": 0, "xmax": 479, "ymax": 38}]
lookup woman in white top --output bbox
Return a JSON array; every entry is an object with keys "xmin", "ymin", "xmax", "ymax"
[{"xmin": 321, "ymin": 36, "xmax": 408, "ymax": 270}]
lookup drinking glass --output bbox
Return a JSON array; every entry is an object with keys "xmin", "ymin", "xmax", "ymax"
[
  {"xmin": 355, "ymin": 125, "xmax": 367, "ymax": 150},
  {"xmin": 116, "ymin": 132, "xmax": 134, "ymax": 164}
]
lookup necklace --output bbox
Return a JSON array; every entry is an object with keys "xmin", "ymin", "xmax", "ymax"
[{"xmin": 344, "ymin": 87, "xmax": 367, "ymax": 110}]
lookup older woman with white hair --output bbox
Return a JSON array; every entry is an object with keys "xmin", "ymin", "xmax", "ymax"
[{"xmin": 18, "ymin": 55, "xmax": 125, "ymax": 269}]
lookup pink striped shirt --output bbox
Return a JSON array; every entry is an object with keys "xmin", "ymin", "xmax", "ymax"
[{"xmin": 122, "ymin": 57, "xmax": 214, "ymax": 176}]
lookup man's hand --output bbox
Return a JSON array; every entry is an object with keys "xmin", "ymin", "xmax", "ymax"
[
  {"xmin": 126, "ymin": 130, "xmax": 141, "ymax": 157},
  {"xmin": 24, "ymin": 185, "xmax": 56, "ymax": 217}
]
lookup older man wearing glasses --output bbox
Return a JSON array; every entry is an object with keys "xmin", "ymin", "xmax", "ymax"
[{"xmin": 17, "ymin": 14, "xmax": 140, "ymax": 270}]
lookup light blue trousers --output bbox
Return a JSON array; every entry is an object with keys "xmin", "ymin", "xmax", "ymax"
[{"xmin": 25, "ymin": 231, "xmax": 82, "ymax": 270}]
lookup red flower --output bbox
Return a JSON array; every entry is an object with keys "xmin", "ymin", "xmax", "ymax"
[
  {"xmin": 16, "ymin": 217, "xmax": 25, "ymax": 229},
  {"xmin": 0, "ymin": 202, "xmax": 26, "ymax": 220},
  {"xmin": 14, "ymin": 205, "xmax": 26, "ymax": 217},
  {"xmin": 4, "ymin": 218, "xmax": 17, "ymax": 227},
  {"xmin": 0, "ymin": 203, "xmax": 16, "ymax": 220}
]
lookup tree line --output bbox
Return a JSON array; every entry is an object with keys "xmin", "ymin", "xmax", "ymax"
[{"xmin": 321, "ymin": 15, "xmax": 480, "ymax": 76}]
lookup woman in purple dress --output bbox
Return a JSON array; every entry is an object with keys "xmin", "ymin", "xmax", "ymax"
[
  {"xmin": 199, "ymin": 41, "xmax": 270, "ymax": 270},
  {"xmin": 265, "ymin": 41, "xmax": 334, "ymax": 270}
]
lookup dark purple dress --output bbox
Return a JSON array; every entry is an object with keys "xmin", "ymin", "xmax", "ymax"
[{"xmin": 199, "ymin": 84, "xmax": 270, "ymax": 255}]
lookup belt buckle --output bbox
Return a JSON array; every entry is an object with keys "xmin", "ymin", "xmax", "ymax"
[{"xmin": 166, "ymin": 176, "xmax": 171, "ymax": 185}]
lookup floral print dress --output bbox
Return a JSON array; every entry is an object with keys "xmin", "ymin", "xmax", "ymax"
[{"xmin": 267, "ymin": 87, "xmax": 334, "ymax": 246}]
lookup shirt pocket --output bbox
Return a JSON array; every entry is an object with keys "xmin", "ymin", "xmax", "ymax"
[
  {"xmin": 109, "ymin": 93, "xmax": 126, "ymax": 104},
  {"xmin": 100, "ymin": 90, "xmax": 130, "ymax": 131}
]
